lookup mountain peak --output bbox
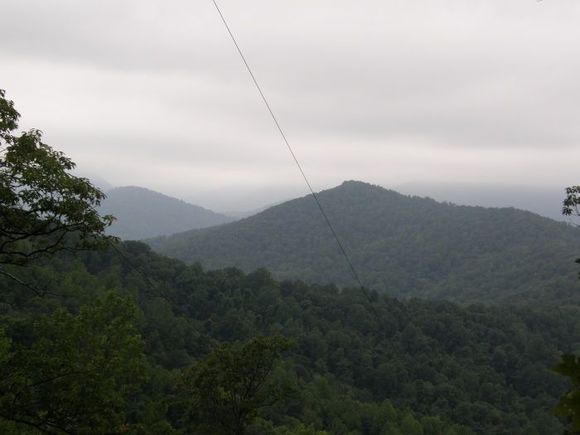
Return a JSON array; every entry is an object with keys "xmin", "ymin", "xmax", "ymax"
[
  {"xmin": 149, "ymin": 181, "xmax": 580, "ymax": 304},
  {"xmin": 340, "ymin": 179, "xmax": 372, "ymax": 187},
  {"xmin": 336, "ymin": 180, "xmax": 378, "ymax": 191},
  {"xmin": 333, "ymin": 180, "xmax": 401, "ymax": 196}
]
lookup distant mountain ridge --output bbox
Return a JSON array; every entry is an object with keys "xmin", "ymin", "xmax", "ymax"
[
  {"xmin": 100, "ymin": 186, "xmax": 233, "ymax": 240},
  {"xmin": 148, "ymin": 181, "xmax": 580, "ymax": 303},
  {"xmin": 396, "ymin": 181, "xmax": 567, "ymax": 222}
]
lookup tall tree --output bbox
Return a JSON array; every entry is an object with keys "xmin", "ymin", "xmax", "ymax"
[
  {"xmin": 0, "ymin": 89, "xmax": 145, "ymax": 433},
  {"xmin": 563, "ymin": 186, "xmax": 580, "ymax": 219},
  {"xmin": 0, "ymin": 89, "xmax": 114, "ymax": 268},
  {"xmin": 179, "ymin": 336, "xmax": 292, "ymax": 435}
]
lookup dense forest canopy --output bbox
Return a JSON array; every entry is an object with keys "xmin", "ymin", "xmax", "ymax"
[
  {"xmin": 149, "ymin": 181, "xmax": 580, "ymax": 304},
  {"xmin": 1, "ymin": 243, "xmax": 578, "ymax": 433}
]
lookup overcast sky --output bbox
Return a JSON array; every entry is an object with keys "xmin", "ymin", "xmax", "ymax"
[{"xmin": 2, "ymin": 0, "xmax": 580, "ymax": 211}]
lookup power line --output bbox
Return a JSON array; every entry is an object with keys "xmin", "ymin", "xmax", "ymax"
[{"xmin": 210, "ymin": 0, "xmax": 364, "ymax": 290}]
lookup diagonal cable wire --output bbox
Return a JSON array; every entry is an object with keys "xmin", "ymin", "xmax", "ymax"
[{"xmin": 210, "ymin": 0, "xmax": 364, "ymax": 290}]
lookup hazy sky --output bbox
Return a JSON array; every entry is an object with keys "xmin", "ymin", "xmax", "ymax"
[{"xmin": 2, "ymin": 0, "xmax": 580, "ymax": 210}]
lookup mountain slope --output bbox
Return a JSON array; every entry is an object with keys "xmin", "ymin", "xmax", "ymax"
[
  {"xmin": 148, "ymin": 181, "xmax": 580, "ymax": 303},
  {"xmin": 100, "ymin": 186, "xmax": 233, "ymax": 240}
]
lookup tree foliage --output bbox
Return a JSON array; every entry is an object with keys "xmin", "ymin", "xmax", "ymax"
[
  {"xmin": 0, "ymin": 292, "xmax": 146, "ymax": 434},
  {"xmin": 0, "ymin": 89, "xmax": 114, "ymax": 267},
  {"xmin": 179, "ymin": 336, "xmax": 292, "ymax": 434},
  {"xmin": 564, "ymin": 186, "xmax": 580, "ymax": 218}
]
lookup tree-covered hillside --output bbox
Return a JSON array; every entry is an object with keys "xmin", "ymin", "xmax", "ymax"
[
  {"xmin": 1, "ymin": 242, "xmax": 577, "ymax": 434},
  {"xmin": 100, "ymin": 186, "xmax": 233, "ymax": 240},
  {"xmin": 148, "ymin": 181, "xmax": 580, "ymax": 304}
]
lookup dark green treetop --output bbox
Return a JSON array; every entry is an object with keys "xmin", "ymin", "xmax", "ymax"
[
  {"xmin": 179, "ymin": 335, "xmax": 293, "ymax": 435},
  {"xmin": 0, "ymin": 292, "xmax": 146, "ymax": 434}
]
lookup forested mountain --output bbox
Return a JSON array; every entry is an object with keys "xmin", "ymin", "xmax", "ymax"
[
  {"xmin": 148, "ymin": 181, "xmax": 580, "ymax": 304},
  {"xmin": 100, "ymin": 186, "xmax": 233, "ymax": 240},
  {"xmin": 1, "ymin": 242, "xmax": 577, "ymax": 434}
]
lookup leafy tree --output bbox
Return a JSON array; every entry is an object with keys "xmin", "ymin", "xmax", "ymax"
[
  {"xmin": 178, "ymin": 335, "xmax": 292, "ymax": 435},
  {"xmin": 0, "ymin": 292, "xmax": 146, "ymax": 433},
  {"xmin": 564, "ymin": 186, "xmax": 580, "ymax": 218},
  {"xmin": 0, "ymin": 89, "xmax": 114, "ymax": 268}
]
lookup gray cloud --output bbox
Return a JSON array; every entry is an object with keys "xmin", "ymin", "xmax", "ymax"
[{"xmin": 2, "ymin": 0, "xmax": 580, "ymax": 210}]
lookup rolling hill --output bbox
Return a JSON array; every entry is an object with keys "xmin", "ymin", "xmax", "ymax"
[
  {"xmin": 148, "ymin": 181, "xmax": 580, "ymax": 303},
  {"xmin": 100, "ymin": 186, "xmax": 233, "ymax": 240}
]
